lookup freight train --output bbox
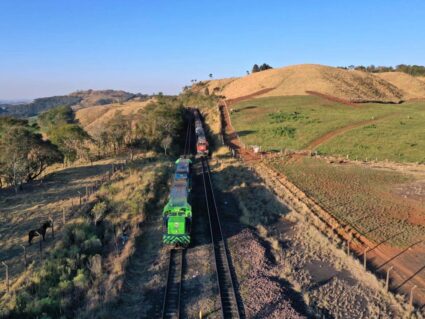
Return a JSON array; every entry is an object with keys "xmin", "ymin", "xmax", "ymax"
[
  {"xmin": 162, "ymin": 109, "xmax": 209, "ymax": 246},
  {"xmin": 194, "ymin": 109, "xmax": 209, "ymax": 156},
  {"xmin": 162, "ymin": 157, "xmax": 192, "ymax": 246}
]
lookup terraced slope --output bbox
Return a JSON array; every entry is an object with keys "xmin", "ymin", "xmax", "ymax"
[{"xmin": 376, "ymin": 72, "xmax": 425, "ymax": 99}]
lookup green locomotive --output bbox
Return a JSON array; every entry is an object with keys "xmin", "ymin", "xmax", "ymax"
[{"xmin": 162, "ymin": 158, "xmax": 192, "ymax": 246}]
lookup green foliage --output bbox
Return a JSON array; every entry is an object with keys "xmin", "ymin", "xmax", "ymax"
[
  {"xmin": 49, "ymin": 124, "xmax": 90, "ymax": 163},
  {"xmin": 135, "ymin": 97, "xmax": 184, "ymax": 153},
  {"xmin": 0, "ymin": 118, "xmax": 62, "ymax": 190},
  {"xmin": 252, "ymin": 63, "xmax": 273, "ymax": 73},
  {"xmin": 339, "ymin": 64, "xmax": 425, "ymax": 76},
  {"xmin": 268, "ymin": 111, "xmax": 308, "ymax": 124},
  {"xmin": 9, "ymin": 222, "xmax": 103, "ymax": 318},
  {"xmin": 37, "ymin": 105, "xmax": 75, "ymax": 134},
  {"xmin": 179, "ymin": 90, "xmax": 220, "ymax": 109},
  {"xmin": 271, "ymin": 126, "xmax": 296, "ymax": 138}
]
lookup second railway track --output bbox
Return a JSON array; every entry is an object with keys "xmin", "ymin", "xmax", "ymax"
[{"xmin": 201, "ymin": 158, "xmax": 242, "ymax": 319}]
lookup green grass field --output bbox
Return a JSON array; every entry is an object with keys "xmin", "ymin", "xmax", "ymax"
[
  {"xmin": 231, "ymin": 95, "xmax": 425, "ymax": 163},
  {"xmin": 267, "ymin": 157, "xmax": 425, "ymax": 247}
]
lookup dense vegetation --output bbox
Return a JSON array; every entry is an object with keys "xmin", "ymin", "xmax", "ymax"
[
  {"xmin": 338, "ymin": 64, "xmax": 425, "ymax": 76},
  {"xmin": 0, "ymin": 94, "xmax": 188, "ymax": 191},
  {"xmin": 0, "ymin": 96, "xmax": 82, "ymax": 118},
  {"xmin": 38, "ymin": 106, "xmax": 91, "ymax": 164},
  {"xmin": 94, "ymin": 96, "xmax": 185, "ymax": 158}
]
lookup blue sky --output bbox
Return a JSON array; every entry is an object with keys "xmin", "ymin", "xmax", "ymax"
[{"xmin": 0, "ymin": 0, "xmax": 424, "ymax": 99}]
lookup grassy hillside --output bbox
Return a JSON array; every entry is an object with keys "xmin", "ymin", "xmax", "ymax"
[
  {"xmin": 231, "ymin": 95, "xmax": 425, "ymax": 163},
  {"xmin": 75, "ymin": 100, "xmax": 152, "ymax": 136}
]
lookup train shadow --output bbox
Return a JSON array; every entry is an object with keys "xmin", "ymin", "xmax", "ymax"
[{"xmin": 207, "ymin": 162, "xmax": 312, "ymax": 318}]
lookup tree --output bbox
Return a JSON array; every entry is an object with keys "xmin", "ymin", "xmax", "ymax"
[
  {"xmin": 252, "ymin": 64, "xmax": 260, "ymax": 73},
  {"xmin": 38, "ymin": 105, "xmax": 74, "ymax": 134},
  {"xmin": 161, "ymin": 135, "xmax": 172, "ymax": 155},
  {"xmin": 259, "ymin": 63, "xmax": 272, "ymax": 71},
  {"xmin": 0, "ymin": 125, "xmax": 62, "ymax": 192},
  {"xmin": 49, "ymin": 124, "xmax": 90, "ymax": 164}
]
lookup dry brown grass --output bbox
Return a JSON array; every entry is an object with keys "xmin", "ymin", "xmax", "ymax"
[
  {"xmin": 80, "ymin": 160, "xmax": 171, "ymax": 318},
  {"xmin": 208, "ymin": 64, "xmax": 404, "ymax": 103},
  {"xmin": 75, "ymin": 99, "xmax": 152, "ymax": 136},
  {"xmin": 376, "ymin": 72, "xmax": 425, "ymax": 99}
]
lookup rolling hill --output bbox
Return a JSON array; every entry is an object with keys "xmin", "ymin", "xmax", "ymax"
[
  {"xmin": 0, "ymin": 90, "xmax": 148, "ymax": 118},
  {"xmin": 203, "ymin": 64, "xmax": 408, "ymax": 103},
  {"xmin": 75, "ymin": 99, "xmax": 152, "ymax": 136}
]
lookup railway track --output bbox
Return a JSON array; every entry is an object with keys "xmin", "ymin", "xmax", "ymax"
[
  {"xmin": 162, "ymin": 249, "xmax": 184, "ymax": 319},
  {"xmin": 201, "ymin": 158, "xmax": 242, "ymax": 319},
  {"xmin": 162, "ymin": 118, "xmax": 193, "ymax": 319}
]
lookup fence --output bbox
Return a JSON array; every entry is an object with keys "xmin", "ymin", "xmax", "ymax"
[{"xmin": 0, "ymin": 161, "xmax": 127, "ymax": 297}]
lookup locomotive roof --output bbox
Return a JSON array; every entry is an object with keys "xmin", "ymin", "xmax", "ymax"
[{"xmin": 175, "ymin": 159, "xmax": 190, "ymax": 173}]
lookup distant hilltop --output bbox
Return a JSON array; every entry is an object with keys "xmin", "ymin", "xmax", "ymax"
[
  {"xmin": 0, "ymin": 90, "xmax": 149, "ymax": 118},
  {"xmin": 195, "ymin": 64, "xmax": 425, "ymax": 104}
]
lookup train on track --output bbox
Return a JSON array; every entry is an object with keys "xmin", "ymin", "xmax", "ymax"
[
  {"xmin": 194, "ymin": 109, "xmax": 209, "ymax": 156},
  {"xmin": 162, "ymin": 157, "xmax": 192, "ymax": 246},
  {"xmin": 162, "ymin": 109, "xmax": 209, "ymax": 247}
]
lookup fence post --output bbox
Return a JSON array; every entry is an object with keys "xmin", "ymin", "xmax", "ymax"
[
  {"xmin": 385, "ymin": 266, "xmax": 393, "ymax": 291},
  {"xmin": 363, "ymin": 247, "xmax": 369, "ymax": 269},
  {"xmin": 49, "ymin": 215, "xmax": 54, "ymax": 239},
  {"xmin": 409, "ymin": 285, "xmax": 417, "ymax": 314},
  {"xmin": 21, "ymin": 245, "xmax": 27, "ymax": 269},
  {"xmin": 35, "ymin": 231, "xmax": 43, "ymax": 262},
  {"xmin": 2, "ymin": 261, "xmax": 9, "ymax": 293}
]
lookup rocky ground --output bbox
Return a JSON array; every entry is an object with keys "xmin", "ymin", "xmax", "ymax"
[{"xmin": 211, "ymin": 156, "xmax": 418, "ymax": 318}]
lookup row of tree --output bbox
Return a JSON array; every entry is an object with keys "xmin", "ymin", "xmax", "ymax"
[
  {"xmin": 338, "ymin": 64, "xmax": 425, "ymax": 76},
  {"xmin": 94, "ymin": 96, "xmax": 184, "ymax": 158},
  {"xmin": 252, "ymin": 63, "xmax": 273, "ymax": 73}
]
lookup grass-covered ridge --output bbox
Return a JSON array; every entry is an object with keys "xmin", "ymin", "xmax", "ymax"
[{"xmin": 231, "ymin": 95, "xmax": 425, "ymax": 163}]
